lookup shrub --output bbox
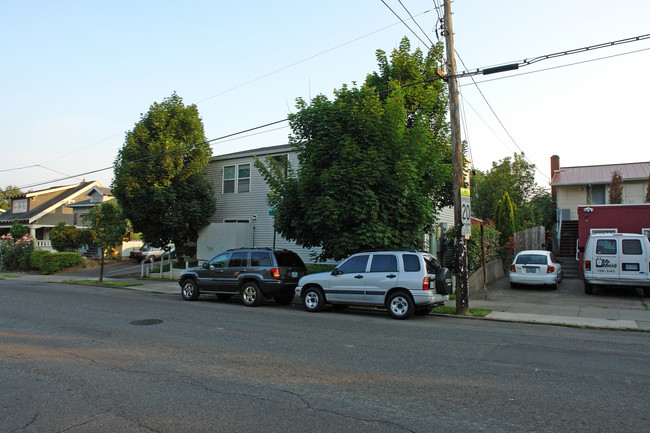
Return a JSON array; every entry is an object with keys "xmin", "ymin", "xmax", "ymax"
[
  {"xmin": 50, "ymin": 222, "xmax": 80, "ymax": 252},
  {"xmin": 10, "ymin": 220, "xmax": 29, "ymax": 239},
  {"xmin": 0, "ymin": 234, "xmax": 35, "ymax": 271},
  {"xmin": 30, "ymin": 249, "xmax": 51, "ymax": 271},
  {"xmin": 37, "ymin": 252, "xmax": 83, "ymax": 275},
  {"xmin": 445, "ymin": 221, "xmax": 501, "ymax": 275}
]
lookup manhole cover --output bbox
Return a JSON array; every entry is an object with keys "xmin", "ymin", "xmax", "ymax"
[{"xmin": 130, "ymin": 319, "xmax": 163, "ymax": 326}]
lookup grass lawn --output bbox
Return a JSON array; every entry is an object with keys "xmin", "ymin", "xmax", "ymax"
[
  {"xmin": 60, "ymin": 280, "xmax": 142, "ymax": 288},
  {"xmin": 0, "ymin": 274, "xmax": 20, "ymax": 278},
  {"xmin": 432, "ymin": 305, "xmax": 491, "ymax": 317}
]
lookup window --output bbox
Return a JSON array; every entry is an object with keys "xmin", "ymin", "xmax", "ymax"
[
  {"xmin": 403, "ymin": 254, "xmax": 421, "ymax": 272},
  {"xmin": 223, "ymin": 163, "xmax": 251, "ymax": 194},
  {"xmin": 370, "ymin": 255, "xmax": 398, "ymax": 272},
  {"xmin": 208, "ymin": 252, "xmax": 230, "ymax": 268},
  {"xmin": 516, "ymin": 254, "xmax": 548, "ymax": 265},
  {"xmin": 251, "ymin": 251, "xmax": 272, "ymax": 267},
  {"xmin": 12, "ymin": 199, "xmax": 27, "ymax": 213},
  {"xmin": 228, "ymin": 251, "xmax": 248, "ymax": 267},
  {"xmin": 596, "ymin": 239, "xmax": 617, "ymax": 255},
  {"xmin": 338, "ymin": 255, "xmax": 369, "ymax": 274},
  {"xmin": 622, "ymin": 239, "xmax": 642, "ymax": 255},
  {"xmin": 271, "ymin": 154, "xmax": 289, "ymax": 176}
]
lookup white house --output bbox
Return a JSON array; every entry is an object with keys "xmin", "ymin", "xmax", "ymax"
[{"xmin": 198, "ymin": 144, "xmax": 454, "ymax": 264}]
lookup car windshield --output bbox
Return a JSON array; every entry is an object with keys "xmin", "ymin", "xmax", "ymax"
[
  {"xmin": 515, "ymin": 254, "xmax": 547, "ymax": 265},
  {"xmin": 274, "ymin": 251, "xmax": 305, "ymax": 267}
]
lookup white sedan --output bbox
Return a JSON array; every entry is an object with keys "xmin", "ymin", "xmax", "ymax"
[{"xmin": 509, "ymin": 250, "xmax": 563, "ymax": 289}]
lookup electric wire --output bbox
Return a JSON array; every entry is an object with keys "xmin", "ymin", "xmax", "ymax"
[
  {"xmin": 398, "ymin": 0, "xmax": 435, "ymax": 47},
  {"xmin": 380, "ymin": 0, "xmax": 431, "ymax": 49}
]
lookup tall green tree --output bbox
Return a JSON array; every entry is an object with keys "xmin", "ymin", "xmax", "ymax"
[
  {"xmin": 608, "ymin": 170, "xmax": 623, "ymax": 204},
  {"xmin": 494, "ymin": 192, "xmax": 515, "ymax": 247},
  {"xmin": 471, "ymin": 152, "xmax": 542, "ymax": 222},
  {"xmin": 82, "ymin": 201, "xmax": 127, "ymax": 282},
  {"xmin": 257, "ymin": 38, "xmax": 452, "ymax": 261},
  {"xmin": 112, "ymin": 93, "xmax": 216, "ymax": 258}
]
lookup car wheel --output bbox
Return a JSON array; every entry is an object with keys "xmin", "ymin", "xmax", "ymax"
[
  {"xmin": 274, "ymin": 293, "xmax": 294, "ymax": 305},
  {"xmin": 510, "ymin": 281, "xmax": 518, "ymax": 289},
  {"xmin": 415, "ymin": 306, "xmax": 434, "ymax": 316},
  {"xmin": 584, "ymin": 281, "xmax": 593, "ymax": 295},
  {"xmin": 181, "ymin": 279, "xmax": 199, "ymax": 301},
  {"xmin": 387, "ymin": 291, "xmax": 414, "ymax": 320},
  {"xmin": 551, "ymin": 284, "xmax": 558, "ymax": 290},
  {"xmin": 241, "ymin": 282, "xmax": 263, "ymax": 307},
  {"xmin": 302, "ymin": 287, "xmax": 325, "ymax": 312}
]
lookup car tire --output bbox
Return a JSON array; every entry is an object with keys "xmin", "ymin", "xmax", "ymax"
[
  {"xmin": 643, "ymin": 288, "xmax": 650, "ymax": 298},
  {"xmin": 387, "ymin": 291, "xmax": 414, "ymax": 320},
  {"xmin": 584, "ymin": 281, "xmax": 593, "ymax": 295},
  {"xmin": 241, "ymin": 282, "xmax": 263, "ymax": 307},
  {"xmin": 302, "ymin": 286, "xmax": 325, "ymax": 312},
  {"xmin": 274, "ymin": 293, "xmax": 294, "ymax": 305},
  {"xmin": 551, "ymin": 284, "xmax": 558, "ymax": 290},
  {"xmin": 181, "ymin": 279, "xmax": 199, "ymax": 301},
  {"xmin": 510, "ymin": 281, "xmax": 518, "ymax": 289}
]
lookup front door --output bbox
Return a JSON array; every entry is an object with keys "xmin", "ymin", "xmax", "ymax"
[
  {"xmin": 327, "ymin": 254, "xmax": 369, "ymax": 304},
  {"xmin": 198, "ymin": 252, "xmax": 230, "ymax": 291}
]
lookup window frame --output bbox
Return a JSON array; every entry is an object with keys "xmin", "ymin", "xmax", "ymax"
[
  {"xmin": 12, "ymin": 199, "xmax": 28, "ymax": 213},
  {"xmin": 222, "ymin": 163, "xmax": 251, "ymax": 194}
]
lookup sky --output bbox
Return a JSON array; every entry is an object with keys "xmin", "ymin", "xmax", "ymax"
[{"xmin": 2, "ymin": 0, "xmax": 649, "ymax": 192}]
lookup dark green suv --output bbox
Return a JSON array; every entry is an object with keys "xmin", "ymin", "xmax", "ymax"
[{"xmin": 178, "ymin": 248, "xmax": 308, "ymax": 306}]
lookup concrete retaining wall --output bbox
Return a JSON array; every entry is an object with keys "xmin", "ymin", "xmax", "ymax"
[{"xmin": 468, "ymin": 259, "xmax": 504, "ymax": 296}]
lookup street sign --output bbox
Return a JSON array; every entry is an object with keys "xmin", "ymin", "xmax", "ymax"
[{"xmin": 461, "ymin": 188, "xmax": 471, "ymax": 237}]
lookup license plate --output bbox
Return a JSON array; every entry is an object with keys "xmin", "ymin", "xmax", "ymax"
[
  {"xmin": 291, "ymin": 271, "xmax": 298, "ymax": 278},
  {"xmin": 525, "ymin": 267, "xmax": 537, "ymax": 274}
]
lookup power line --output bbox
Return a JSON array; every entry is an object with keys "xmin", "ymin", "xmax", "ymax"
[
  {"xmin": 398, "ymin": 0, "xmax": 435, "ymax": 46},
  {"xmin": 380, "ymin": 0, "xmax": 431, "ymax": 49}
]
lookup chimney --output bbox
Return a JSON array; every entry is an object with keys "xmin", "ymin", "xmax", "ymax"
[{"xmin": 550, "ymin": 155, "xmax": 560, "ymax": 202}]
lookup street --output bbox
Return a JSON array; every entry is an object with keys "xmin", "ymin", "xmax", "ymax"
[{"xmin": 1, "ymin": 278, "xmax": 648, "ymax": 432}]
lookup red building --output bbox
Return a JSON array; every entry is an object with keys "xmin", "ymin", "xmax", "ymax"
[{"xmin": 576, "ymin": 204, "xmax": 650, "ymax": 277}]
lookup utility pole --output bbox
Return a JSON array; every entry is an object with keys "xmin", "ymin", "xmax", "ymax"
[{"xmin": 443, "ymin": 0, "xmax": 469, "ymax": 315}]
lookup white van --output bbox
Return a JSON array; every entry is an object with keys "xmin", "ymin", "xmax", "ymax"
[{"xmin": 583, "ymin": 233, "xmax": 650, "ymax": 296}]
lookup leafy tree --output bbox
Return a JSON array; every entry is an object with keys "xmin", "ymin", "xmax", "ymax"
[
  {"xmin": 257, "ymin": 38, "xmax": 452, "ymax": 261},
  {"xmin": 608, "ymin": 170, "xmax": 623, "ymax": 204},
  {"xmin": 646, "ymin": 172, "xmax": 650, "ymax": 203},
  {"xmin": 0, "ymin": 185, "xmax": 21, "ymax": 211},
  {"xmin": 112, "ymin": 92, "xmax": 216, "ymax": 259},
  {"xmin": 471, "ymin": 153, "xmax": 542, "ymax": 222},
  {"xmin": 82, "ymin": 201, "xmax": 128, "ymax": 282}
]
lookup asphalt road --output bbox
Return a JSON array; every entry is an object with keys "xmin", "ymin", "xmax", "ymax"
[{"xmin": 1, "ymin": 279, "xmax": 648, "ymax": 432}]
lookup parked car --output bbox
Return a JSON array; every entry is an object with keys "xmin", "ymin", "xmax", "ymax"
[
  {"xmin": 509, "ymin": 250, "xmax": 563, "ymax": 289},
  {"xmin": 583, "ymin": 233, "xmax": 650, "ymax": 296},
  {"xmin": 295, "ymin": 250, "xmax": 451, "ymax": 320},
  {"xmin": 130, "ymin": 246, "xmax": 165, "ymax": 263},
  {"xmin": 178, "ymin": 248, "xmax": 308, "ymax": 306}
]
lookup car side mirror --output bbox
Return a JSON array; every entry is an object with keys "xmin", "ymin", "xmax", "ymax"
[
  {"xmin": 331, "ymin": 268, "xmax": 342, "ymax": 276},
  {"xmin": 202, "ymin": 262, "xmax": 210, "ymax": 269}
]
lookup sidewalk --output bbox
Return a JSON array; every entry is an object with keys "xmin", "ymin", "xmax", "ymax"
[
  {"xmin": 469, "ymin": 276, "xmax": 650, "ymax": 331},
  {"xmin": 3, "ymin": 271, "xmax": 649, "ymax": 331}
]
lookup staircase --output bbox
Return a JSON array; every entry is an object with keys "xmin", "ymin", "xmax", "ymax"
[
  {"xmin": 559, "ymin": 220, "xmax": 578, "ymax": 257},
  {"xmin": 558, "ymin": 256, "xmax": 580, "ymax": 279}
]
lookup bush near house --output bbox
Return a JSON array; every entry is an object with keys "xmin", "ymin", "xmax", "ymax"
[
  {"xmin": 0, "ymin": 234, "xmax": 35, "ymax": 271},
  {"xmin": 446, "ymin": 221, "xmax": 501, "ymax": 275},
  {"xmin": 30, "ymin": 250, "xmax": 83, "ymax": 275}
]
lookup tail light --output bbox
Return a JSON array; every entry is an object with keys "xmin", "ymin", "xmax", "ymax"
[
  {"xmin": 509, "ymin": 264, "xmax": 515, "ymax": 272},
  {"xmin": 547, "ymin": 265, "xmax": 555, "ymax": 273},
  {"xmin": 585, "ymin": 260, "xmax": 591, "ymax": 271},
  {"xmin": 271, "ymin": 268, "xmax": 280, "ymax": 280},
  {"xmin": 422, "ymin": 276, "xmax": 430, "ymax": 290}
]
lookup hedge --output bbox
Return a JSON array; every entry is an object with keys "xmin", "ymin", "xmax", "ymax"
[{"xmin": 30, "ymin": 250, "xmax": 83, "ymax": 275}]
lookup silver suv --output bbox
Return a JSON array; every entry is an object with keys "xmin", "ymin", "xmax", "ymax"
[{"xmin": 295, "ymin": 250, "xmax": 451, "ymax": 319}]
